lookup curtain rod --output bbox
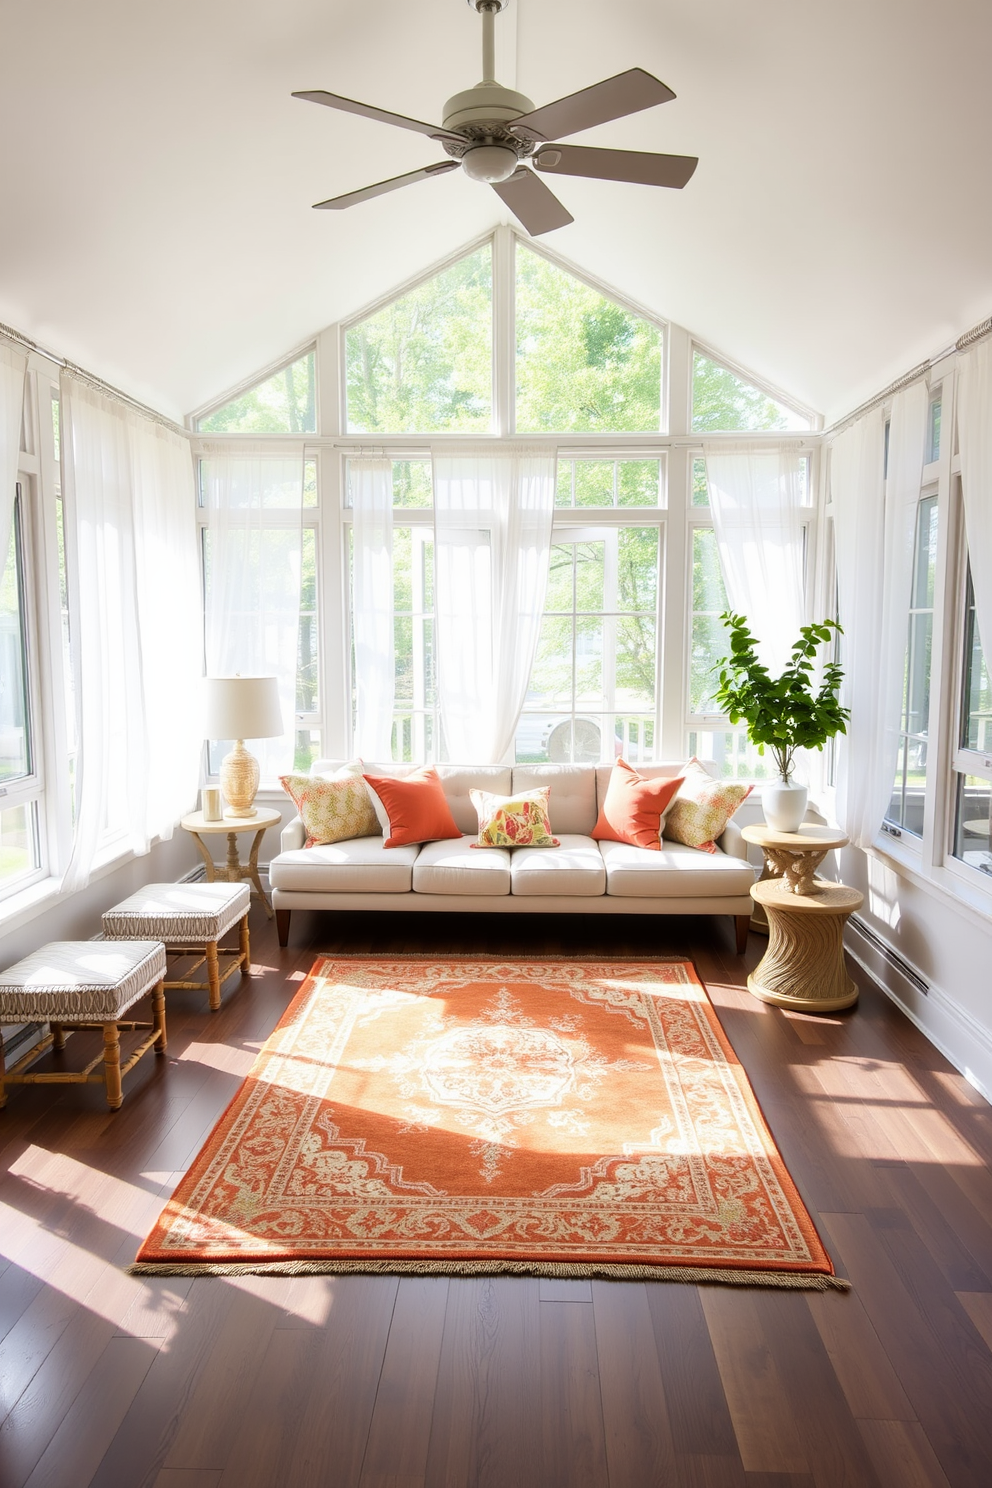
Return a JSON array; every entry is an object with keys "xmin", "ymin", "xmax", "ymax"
[
  {"xmin": 0, "ymin": 319, "xmax": 187, "ymax": 438},
  {"xmin": 827, "ymin": 306, "xmax": 992, "ymax": 438}
]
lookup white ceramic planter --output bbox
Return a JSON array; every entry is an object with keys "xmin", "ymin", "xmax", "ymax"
[{"xmin": 762, "ymin": 779, "xmax": 808, "ymax": 833}]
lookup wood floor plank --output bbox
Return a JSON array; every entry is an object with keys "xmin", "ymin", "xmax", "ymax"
[
  {"xmin": 823, "ymin": 1211, "xmax": 992, "ymax": 1488},
  {"xmin": 748, "ymin": 1289, "xmax": 883, "ymax": 1487},
  {"xmin": 869, "ymin": 1161, "xmax": 992, "ymax": 1292},
  {"xmin": 87, "ymin": 1279, "xmax": 239, "ymax": 1488},
  {"xmin": 424, "ymin": 1276, "xmax": 544, "ymax": 1488},
  {"xmin": 955, "ymin": 1289, "xmax": 992, "ymax": 1351},
  {"xmin": 538, "ymin": 1297, "xmax": 609, "ymax": 1488},
  {"xmin": 214, "ymin": 1327, "xmax": 325, "ymax": 1488},
  {"xmin": 359, "ymin": 1277, "xmax": 449, "ymax": 1488},
  {"xmin": 804, "ymin": 1288, "xmax": 915, "ymax": 1422},
  {"xmin": 163, "ymin": 1281, "xmax": 282, "ymax": 1471},
  {"xmin": 153, "ymin": 1473, "xmax": 223, "ymax": 1488},
  {"xmin": 591, "ymin": 1280, "xmax": 678, "ymax": 1488},
  {"xmin": 857, "ymin": 1419, "xmax": 953, "ymax": 1488},
  {"xmin": 281, "ymin": 1276, "xmax": 399, "ymax": 1487},
  {"xmin": 539, "ymin": 1278, "xmax": 592, "ymax": 1302},
  {"xmin": 21, "ymin": 1336, "xmax": 160, "ymax": 1488},
  {"xmin": 646, "ymin": 1284, "xmax": 740, "ymax": 1461},
  {"xmin": 699, "ymin": 1290, "xmax": 808, "ymax": 1476}
]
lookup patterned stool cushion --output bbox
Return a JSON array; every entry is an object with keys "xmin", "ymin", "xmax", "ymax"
[
  {"xmin": 0, "ymin": 941, "xmax": 167, "ymax": 1022},
  {"xmin": 102, "ymin": 882, "xmax": 250, "ymax": 944}
]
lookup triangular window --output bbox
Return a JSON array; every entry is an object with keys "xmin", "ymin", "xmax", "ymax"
[
  {"xmin": 196, "ymin": 351, "xmax": 316, "ymax": 434},
  {"xmin": 692, "ymin": 350, "xmax": 811, "ymax": 432},
  {"xmin": 346, "ymin": 245, "xmax": 492, "ymax": 433},
  {"xmin": 515, "ymin": 244, "xmax": 662, "ymax": 433}
]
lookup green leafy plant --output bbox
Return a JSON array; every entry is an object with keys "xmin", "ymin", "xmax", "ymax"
[{"xmin": 713, "ymin": 613, "xmax": 850, "ymax": 782}]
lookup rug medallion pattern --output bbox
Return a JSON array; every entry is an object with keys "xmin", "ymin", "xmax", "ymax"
[{"xmin": 135, "ymin": 957, "xmax": 837, "ymax": 1283}]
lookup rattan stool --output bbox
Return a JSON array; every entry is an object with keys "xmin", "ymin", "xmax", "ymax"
[
  {"xmin": 0, "ymin": 941, "xmax": 167, "ymax": 1111},
  {"xmin": 103, "ymin": 881, "xmax": 251, "ymax": 1011}
]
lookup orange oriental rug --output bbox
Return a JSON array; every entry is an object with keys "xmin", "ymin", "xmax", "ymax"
[{"xmin": 132, "ymin": 956, "xmax": 844, "ymax": 1288}]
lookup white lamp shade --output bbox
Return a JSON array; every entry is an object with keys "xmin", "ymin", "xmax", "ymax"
[{"xmin": 204, "ymin": 676, "xmax": 283, "ymax": 741}]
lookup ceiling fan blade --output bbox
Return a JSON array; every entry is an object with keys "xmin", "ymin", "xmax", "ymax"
[
  {"xmin": 491, "ymin": 167, "xmax": 574, "ymax": 236},
  {"xmin": 509, "ymin": 69, "xmax": 675, "ymax": 144},
  {"xmin": 313, "ymin": 161, "xmax": 459, "ymax": 211},
  {"xmin": 292, "ymin": 90, "xmax": 463, "ymax": 144},
  {"xmin": 533, "ymin": 143, "xmax": 698, "ymax": 189}
]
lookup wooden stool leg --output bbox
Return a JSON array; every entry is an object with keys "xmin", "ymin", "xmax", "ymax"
[
  {"xmin": 239, "ymin": 913, "xmax": 250, "ymax": 978},
  {"xmin": 51, "ymin": 1022, "xmax": 67, "ymax": 1051},
  {"xmin": 103, "ymin": 1023, "xmax": 123, "ymax": 1110},
  {"xmin": 206, "ymin": 941, "xmax": 221, "ymax": 1011},
  {"xmin": 152, "ymin": 982, "xmax": 167, "ymax": 1053},
  {"xmin": 0, "ymin": 1033, "xmax": 6, "ymax": 1108}
]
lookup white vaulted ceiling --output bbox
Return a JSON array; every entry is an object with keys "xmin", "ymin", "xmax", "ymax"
[{"xmin": 2, "ymin": 0, "xmax": 991, "ymax": 423}]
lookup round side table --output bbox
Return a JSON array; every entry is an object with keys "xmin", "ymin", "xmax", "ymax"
[
  {"xmin": 748, "ymin": 878, "xmax": 864, "ymax": 1012},
  {"xmin": 741, "ymin": 822, "xmax": 849, "ymax": 896},
  {"xmin": 181, "ymin": 808, "xmax": 282, "ymax": 919}
]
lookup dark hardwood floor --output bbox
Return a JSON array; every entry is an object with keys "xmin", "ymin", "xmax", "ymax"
[{"xmin": 2, "ymin": 903, "xmax": 992, "ymax": 1488}]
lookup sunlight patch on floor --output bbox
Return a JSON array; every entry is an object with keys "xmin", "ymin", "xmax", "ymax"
[{"xmin": 179, "ymin": 1040, "xmax": 256, "ymax": 1077}]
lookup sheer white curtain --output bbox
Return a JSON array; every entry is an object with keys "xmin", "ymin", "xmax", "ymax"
[
  {"xmin": 433, "ymin": 446, "xmax": 556, "ymax": 763},
  {"xmin": 831, "ymin": 382, "xmax": 927, "ymax": 849},
  {"xmin": 704, "ymin": 446, "xmax": 807, "ymax": 675},
  {"xmin": 956, "ymin": 340, "xmax": 992, "ymax": 662},
  {"xmin": 0, "ymin": 341, "xmax": 27, "ymax": 572},
  {"xmin": 350, "ymin": 458, "xmax": 394, "ymax": 758},
  {"xmin": 201, "ymin": 451, "xmax": 303, "ymax": 781},
  {"xmin": 61, "ymin": 377, "xmax": 201, "ymax": 892}
]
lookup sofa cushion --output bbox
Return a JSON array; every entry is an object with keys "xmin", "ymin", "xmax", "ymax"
[
  {"xmin": 664, "ymin": 758, "xmax": 753, "ymax": 853},
  {"xmin": 591, "ymin": 759, "xmax": 684, "ymax": 850},
  {"xmin": 511, "ymin": 765, "xmax": 596, "ymax": 835},
  {"xmin": 280, "ymin": 764, "xmax": 379, "ymax": 846},
  {"xmin": 268, "ymin": 838, "xmax": 419, "ymax": 894},
  {"xmin": 599, "ymin": 838, "xmax": 756, "ymax": 898},
  {"xmin": 413, "ymin": 836, "xmax": 511, "ymax": 896},
  {"xmin": 363, "ymin": 766, "xmax": 462, "ymax": 848},
  {"xmin": 471, "ymin": 787, "xmax": 559, "ymax": 848},
  {"xmin": 510, "ymin": 835, "xmax": 606, "ymax": 897}
]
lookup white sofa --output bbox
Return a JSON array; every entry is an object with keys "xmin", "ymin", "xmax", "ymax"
[{"xmin": 270, "ymin": 761, "xmax": 756, "ymax": 952}]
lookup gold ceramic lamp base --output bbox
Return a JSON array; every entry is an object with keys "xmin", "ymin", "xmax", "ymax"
[{"xmin": 220, "ymin": 740, "xmax": 260, "ymax": 817}]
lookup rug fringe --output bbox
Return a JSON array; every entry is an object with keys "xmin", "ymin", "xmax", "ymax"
[{"xmin": 127, "ymin": 1258, "xmax": 849, "ymax": 1290}]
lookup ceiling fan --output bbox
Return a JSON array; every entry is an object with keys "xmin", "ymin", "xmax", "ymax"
[{"xmin": 293, "ymin": 0, "xmax": 698, "ymax": 236}]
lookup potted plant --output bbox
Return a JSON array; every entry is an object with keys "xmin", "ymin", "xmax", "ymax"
[{"xmin": 713, "ymin": 612, "xmax": 850, "ymax": 832}]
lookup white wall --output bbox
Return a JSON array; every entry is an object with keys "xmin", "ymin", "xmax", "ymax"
[{"xmin": 840, "ymin": 844, "xmax": 992, "ymax": 1102}]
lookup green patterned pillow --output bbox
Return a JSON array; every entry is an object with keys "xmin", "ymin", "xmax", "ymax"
[
  {"xmin": 470, "ymin": 787, "xmax": 560, "ymax": 848},
  {"xmin": 663, "ymin": 758, "xmax": 752, "ymax": 853},
  {"xmin": 281, "ymin": 764, "xmax": 379, "ymax": 846}
]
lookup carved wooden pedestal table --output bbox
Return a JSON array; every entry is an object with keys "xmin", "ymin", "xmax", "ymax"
[
  {"xmin": 741, "ymin": 824, "xmax": 863, "ymax": 1012},
  {"xmin": 180, "ymin": 808, "xmax": 282, "ymax": 919}
]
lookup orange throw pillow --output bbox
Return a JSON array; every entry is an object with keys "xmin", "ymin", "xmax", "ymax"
[
  {"xmin": 362, "ymin": 766, "xmax": 462, "ymax": 849},
  {"xmin": 591, "ymin": 760, "xmax": 684, "ymax": 851}
]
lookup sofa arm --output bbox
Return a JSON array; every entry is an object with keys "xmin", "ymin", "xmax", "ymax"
[
  {"xmin": 281, "ymin": 815, "xmax": 306, "ymax": 852},
  {"xmin": 717, "ymin": 818, "xmax": 749, "ymax": 862}
]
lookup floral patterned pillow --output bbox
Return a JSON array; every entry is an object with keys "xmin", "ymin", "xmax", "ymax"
[
  {"xmin": 470, "ymin": 787, "xmax": 560, "ymax": 848},
  {"xmin": 280, "ymin": 762, "xmax": 379, "ymax": 847},
  {"xmin": 663, "ymin": 758, "xmax": 752, "ymax": 853}
]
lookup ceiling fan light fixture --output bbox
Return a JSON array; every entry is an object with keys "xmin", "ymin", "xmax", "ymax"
[{"xmin": 461, "ymin": 143, "xmax": 519, "ymax": 183}]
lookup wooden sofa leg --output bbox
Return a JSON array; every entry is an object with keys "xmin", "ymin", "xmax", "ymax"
[
  {"xmin": 735, "ymin": 915, "xmax": 750, "ymax": 954},
  {"xmin": 276, "ymin": 909, "xmax": 291, "ymax": 948}
]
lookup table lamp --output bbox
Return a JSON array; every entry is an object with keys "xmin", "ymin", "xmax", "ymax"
[{"xmin": 204, "ymin": 675, "xmax": 283, "ymax": 818}]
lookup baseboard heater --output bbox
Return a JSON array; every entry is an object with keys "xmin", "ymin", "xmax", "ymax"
[{"xmin": 847, "ymin": 914, "xmax": 930, "ymax": 996}]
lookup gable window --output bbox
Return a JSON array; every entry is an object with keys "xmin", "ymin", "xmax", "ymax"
[
  {"xmin": 692, "ymin": 350, "xmax": 812, "ymax": 433},
  {"xmin": 196, "ymin": 350, "xmax": 316, "ymax": 435},
  {"xmin": 516, "ymin": 245, "xmax": 662, "ymax": 433},
  {"xmin": 345, "ymin": 246, "xmax": 492, "ymax": 434}
]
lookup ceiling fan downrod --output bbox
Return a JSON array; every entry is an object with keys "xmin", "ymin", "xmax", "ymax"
[{"xmin": 468, "ymin": 0, "xmax": 507, "ymax": 85}]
